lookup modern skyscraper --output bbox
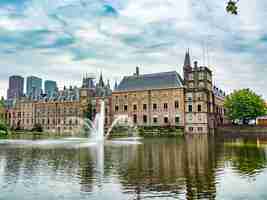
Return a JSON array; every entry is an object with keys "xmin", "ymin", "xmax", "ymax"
[
  {"xmin": 26, "ymin": 76, "xmax": 42, "ymax": 99},
  {"xmin": 44, "ymin": 80, "xmax": 58, "ymax": 97},
  {"xmin": 7, "ymin": 75, "xmax": 24, "ymax": 99}
]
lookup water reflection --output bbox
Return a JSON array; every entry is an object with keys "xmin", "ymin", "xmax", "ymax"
[
  {"xmin": 112, "ymin": 135, "xmax": 218, "ymax": 199},
  {"xmin": 219, "ymin": 136, "xmax": 267, "ymax": 177},
  {"xmin": 1, "ymin": 134, "xmax": 267, "ymax": 199}
]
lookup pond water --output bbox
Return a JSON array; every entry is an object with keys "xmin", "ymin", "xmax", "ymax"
[{"xmin": 1, "ymin": 134, "xmax": 267, "ymax": 200}]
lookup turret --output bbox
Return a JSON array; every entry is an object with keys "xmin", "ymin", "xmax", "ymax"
[{"xmin": 183, "ymin": 49, "xmax": 192, "ymax": 83}]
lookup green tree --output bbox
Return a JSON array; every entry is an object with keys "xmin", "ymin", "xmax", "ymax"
[
  {"xmin": 224, "ymin": 89, "xmax": 266, "ymax": 124},
  {"xmin": 84, "ymin": 103, "xmax": 93, "ymax": 120},
  {"xmin": 226, "ymin": 0, "xmax": 239, "ymax": 15},
  {"xmin": 0, "ymin": 99, "xmax": 8, "ymax": 136}
]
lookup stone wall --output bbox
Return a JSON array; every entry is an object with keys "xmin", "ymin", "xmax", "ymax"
[
  {"xmin": 217, "ymin": 125, "xmax": 267, "ymax": 134},
  {"xmin": 112, "ymin": 88, "xmax": 185, "ymax": 127},
  {"xmin": 109, "ymin": 126, "xmax": 183, "ymax": 137}
]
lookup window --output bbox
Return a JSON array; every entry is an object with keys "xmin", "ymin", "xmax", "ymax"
[
  {"xmin": 164, "ymin": 103, "xmax": 168, "ymax": 110},
  {"xmin": 153, "ymin": 117, "xmax": 157, "ymax": 124},
  {"xmin": 175, "ymin": 117, "xmax": 180, "ymax": 124},
  {"xmin": 133, "ymin": 104, "xmax": 137, "ymax": 111},
  {"xmin": 197, "ymin": 127, "xmax": 203, "ymax": 132},
  {"xmin": 199, "ymin": 82, "xmax": 205, "ymax": 88},
  {"xmin": 198, "ymin": 105, "xmax": 201, "ymax": 112},
  {"xmin": 197, "ymin": 93, "xmax": 204, "ymax": 101},
  {"xmin": 124, "ymin": 105, "xmax": 128, "ymax": 112},
  {"xmin": 187, "ymin": 93, "xmax": 193, "ymax": 101},
  {"xmin": 164, "ymin": 117, "xmax": 168, "ymax": 124},
  {"xmin": 189, "ymin": 82, "xmax": 194, "ymax": 88},
  {"xmin": 69, "ymin": 119, "xmax": 72, "ymax": 125},
  {"xmin": 143, "ymin": 115, "xmax": 147, "ymax": 123},
  {"xmin": 153, "ymin": 104, "xmax": 157, "ymax": 111},
  {"xmin": 175, "ymin": 101, "xmax": 179, "ymax": 109},
  {"xmin": 133, "ymin": 114, "xmax": 137, "ymax": 124},
  {"xmin": 189, "ymin": 73, "xmax": 193, "ymax": 80},
  {"xmin": 199, "ymin": 72, "xmax": 204, "ymax": 80},
  {"xmin": 115, "ymin": 105, "xmax": 119, "ymax": 112},
  {"xmin": 143, "ymin": 104, "xmax": 147, "ymax": 111},
  {"xmin": 188, "ymin": 105, "xmax": 192, "ymax": 112},
  {"xmin": 189, "ymin": 127, "xmax": 194, "ymax": 132}
]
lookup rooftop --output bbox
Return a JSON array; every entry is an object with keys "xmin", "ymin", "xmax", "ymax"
[{"xmin": 115, "ymin": 70, "xmax": 184, "ymax": 92}]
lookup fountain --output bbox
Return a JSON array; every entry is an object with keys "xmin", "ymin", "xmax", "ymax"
[
  {"xmin": 85, "ymin": 99, "xmax": 139, "ymax": 141},
  {"xmin": 89, "ymin": 100, "xmax": 105, "ymax": 142}
]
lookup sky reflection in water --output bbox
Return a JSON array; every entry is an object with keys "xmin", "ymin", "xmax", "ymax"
[{"xmin": 1, "ymin": 134, "xmax": 267, "ymax": 200}]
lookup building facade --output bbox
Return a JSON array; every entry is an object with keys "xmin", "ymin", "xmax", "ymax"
[
  {"xmin": 113, "ymin": 51, "xmax": 226, "ymax": 134},
  {"xmin": 6, "ymin": 74, "xmax": 112, "ymax": 133},
  {"xmin": 113, "ymin": 68, "xmax": 185, "ymax": 127},
  {"xmin": 7, "ymin": 75, "xmax": 24, "ymax": 100},
  {"xmin": 4, "ymin": 52, "xmax": 226, "ymax": 134}
]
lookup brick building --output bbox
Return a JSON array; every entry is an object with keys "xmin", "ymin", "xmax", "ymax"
[
  {"xmin": 6, "ymin": 75, "xmax": 112, "ymax": 133},
  {"xmin": 113, "ymin": 70, "xmax": 185, "ymax": 127},
  {"xmin": 113, "ymin": 50, "xmax": 226, "ymax": 133}
]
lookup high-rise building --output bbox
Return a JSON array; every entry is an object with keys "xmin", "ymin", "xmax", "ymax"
[
  {"xmin": 7, "ymin": 75, "xmax": 24, "ymax": 99},
  {"xmin": 26, "ymin": 76, "xmax": 42, "ymax": 99},
  {"xmin": 44, "ymin": 80, "xmax": 58, "ymax": 97}
]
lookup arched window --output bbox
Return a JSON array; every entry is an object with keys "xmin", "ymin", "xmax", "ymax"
[{"xmin": 198, "ymin": 105, "xmax": 201, "ymax": 112}]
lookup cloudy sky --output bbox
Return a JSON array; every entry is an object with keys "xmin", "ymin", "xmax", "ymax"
[{"xmin": 0, "ymin": 0, "xmax": 266, "ymax": 98}]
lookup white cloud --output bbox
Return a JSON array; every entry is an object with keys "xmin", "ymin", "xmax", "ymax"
[{"xmin": 0, "ymin": 0, "xmax": 267, "ymax": 99}]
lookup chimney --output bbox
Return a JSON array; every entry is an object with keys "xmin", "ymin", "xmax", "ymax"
[
  {"xmin": 194, "ymin": 61, "xmax": 198, "ymax": 69},
  {"xmin": 136, "ymin": 66, "xmax": 140, "ymax": 76}
]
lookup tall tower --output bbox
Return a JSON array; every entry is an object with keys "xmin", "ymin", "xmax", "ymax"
[
  {"xmin": 184, "ymin": 59, "xmax": 215, "ymax": 134},
  {"xmin": 26, "ymin": 76, "xmax": 42, "ymax": 99},
  {"xmin": 44, "ymin": 80, "xmax": 58, "ymax": 97},
  {"xmin": 7, "ymin": 75, "xmax": 24, "ymax": 100},
  {"xmin": 183, "ymin": 49, "xmax": 192, "ymax": 84}
]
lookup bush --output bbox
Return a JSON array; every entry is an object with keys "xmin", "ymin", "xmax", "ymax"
[
  {"xmin": 32, "ymin": 123, "xmax": 43, "ymax": 132},
  {"xmin": 0, "ymin": 120, "xmax": 8, "ymax": 136}
]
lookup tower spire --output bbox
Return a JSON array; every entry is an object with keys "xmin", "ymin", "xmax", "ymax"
[
  {"xmin": 184, "ymin": 49, "xmax": 191, "ymax": 67},
  {"xmin": 114, "ymin": 80, "xmax": 118, "ymax": 90},
  {"xmin": 99, "ymin": 71, "xmax": 104, "ymax": 88},
  {"xmin": 183, "ymin": 49, "xmax": 192, "ymax": 83}
]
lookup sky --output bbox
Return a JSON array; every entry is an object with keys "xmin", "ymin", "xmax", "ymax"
[{"xmin": 0, "ymin": 0, "xmax": 266, "ymax": 99}]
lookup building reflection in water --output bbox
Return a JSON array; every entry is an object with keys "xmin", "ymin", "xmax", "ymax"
[
  {"xmin": 1, "ymin": 135, "xmax": 267, "ymax": 199},
  {"xmin": 111, "ymin": 135, "xmax": 218, "ymax": 199}
]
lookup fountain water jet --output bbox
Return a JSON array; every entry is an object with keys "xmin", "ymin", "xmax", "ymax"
[{"xmin": 88, "ymin": 100, "xmax": 105, "ymax": 142}]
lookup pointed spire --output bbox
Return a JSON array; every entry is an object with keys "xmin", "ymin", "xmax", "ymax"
[
  {"xmin": 114, "ymin": 80, "xmax": 118, "ymax": 90},
  {"xmin": 99, "ymin": 72, "xmax": 104, "ymax": 88},
  {"xmin": 184, "ymin": 49, "xmax": 191, "ymax": 67},
  {"xmin": 107, "ymin": 79, "xmax": 110, "ymax": 89}
]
